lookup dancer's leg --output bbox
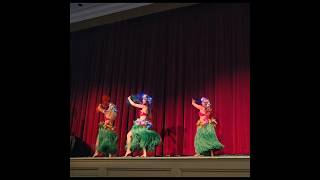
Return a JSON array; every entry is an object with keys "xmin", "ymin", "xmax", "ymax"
[
  {"xmin": 93, "ymin": 135, "xmax": 99, "ymax": 157},
  {"xmin": 141, "ymin": 147, "xmax": 147, "ymax": 157},
  {"xmin": 124, "ymin": 130, "xmax": 132, "ymax": 157}
]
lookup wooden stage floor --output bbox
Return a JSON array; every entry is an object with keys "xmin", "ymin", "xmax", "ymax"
[{"xmin": 70, "ymin": 155, "xmax": 250, "ymax": 177}]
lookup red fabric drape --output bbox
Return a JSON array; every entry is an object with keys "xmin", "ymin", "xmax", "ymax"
[{"xmin": 70, "ymin": 3, "xmax": 250, "ymax": 156}]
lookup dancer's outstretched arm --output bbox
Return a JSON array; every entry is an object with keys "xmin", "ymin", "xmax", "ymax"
[
  {"xmin": 192, "ymin": 98, "xmax": 205, "ymax": 110},
  {"xmin": 128, "ymin": 96, "xmax": 145, "ymax": 109}
]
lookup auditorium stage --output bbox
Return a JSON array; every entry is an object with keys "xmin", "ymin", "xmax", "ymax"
[{"xmin": 70, "ymin": 155, "xmax": 250, "ymax": 177}]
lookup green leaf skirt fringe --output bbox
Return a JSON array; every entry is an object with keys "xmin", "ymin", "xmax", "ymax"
[
  {"xmin": 194, "ymin": 123, "xmax": 224, "ymax": 154},
  {"xmin": 127, "ymin": 124, "xmax": 161, "ymax": 152},
  {"xmin": 97, "ymin": 126, "xmax": 118, "ymax": 154}
]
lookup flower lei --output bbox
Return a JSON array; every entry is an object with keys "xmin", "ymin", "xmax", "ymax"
[{"xmin": 134, "ymin": 118, "xmax": 153, "ymax": 129}]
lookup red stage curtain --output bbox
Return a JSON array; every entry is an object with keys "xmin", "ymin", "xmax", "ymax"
[{"xmin": 70, "ymin": 3, "xmax": 250, "ymax": 156}]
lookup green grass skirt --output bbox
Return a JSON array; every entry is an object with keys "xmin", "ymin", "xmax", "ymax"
[
  {"xmin": 194, "ymin": 123, "xmax": 224, "ymax": 154},
  {"xmin": 97, "ymin": 126, "xmax": 118, "ymax": 154},
  {"xmin": 127, "ymin": 125, "xmax": 161, "ymax": 151}
]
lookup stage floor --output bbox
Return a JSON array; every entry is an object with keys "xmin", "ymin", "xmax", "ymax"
[
  {"xmin": 70, "ymin": 155, "xmax": 250, "ymax": 177},
  {"xmin": 71, "ymin": 155, "xmax": 249, "ymax": 160}
]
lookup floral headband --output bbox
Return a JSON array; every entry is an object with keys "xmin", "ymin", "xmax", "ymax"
[
  {"xmin": 201, "ymin": 97, "xmax": 211, "ymax": 107},
  {"xmin": 142, "ymin": 94, "xmax": 152, "ymax": 105},
  {"xmin": 108, "ymin": 103, "xmax": 118, "ymax": 113}
]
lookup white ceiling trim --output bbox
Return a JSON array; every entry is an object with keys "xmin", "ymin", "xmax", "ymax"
[{"xmin": 70, "ymin": 3, "xmax": 153, "ymax": 23}]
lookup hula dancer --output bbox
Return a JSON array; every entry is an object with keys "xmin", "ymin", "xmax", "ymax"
[
  {"xmin": 124, "ymin": 94, "xmax": 161, "ymax": 157},
  {"xmin": 192, "ymin": 97, "xmax": 224, "ymax": 156},
  {"xmin": 93, "ymin": 95, "xmax": 118, "ymax": 157}
]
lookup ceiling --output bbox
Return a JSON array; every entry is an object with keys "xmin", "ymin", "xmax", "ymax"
[{"xmin": 70, "ymin": 3, "xmax": 153, "ymax": 24}]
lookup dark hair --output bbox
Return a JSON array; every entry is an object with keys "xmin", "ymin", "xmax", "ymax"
[
  {"xmin": 142, "ymin": 94, "xmax": 152, "ymax": 120},
  {"xmin": 102, "ymin": 95, "xmax": 110, "ymax": 105}
]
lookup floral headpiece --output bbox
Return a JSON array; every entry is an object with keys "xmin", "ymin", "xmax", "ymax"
[
  {"xmin": 201, "ymin": 97, "xmax": 211, "ymax": 108},
  {"xmin": 108, "ymin": 103, "xmax": 118, "ymax": 113},
  {"xmin": 142, "ymin": 94, "xmax": 152, "ymax": 105}
]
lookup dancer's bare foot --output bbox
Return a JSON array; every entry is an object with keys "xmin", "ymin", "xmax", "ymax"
[
  {"xmin": 124, "ymin": 150, "xmax": 132, "ymax": 157},
  {"xmin": 108, "ymin": 153, "xmax": 112, "ymax": 157},
  {"xmin": 210, "ymin": 150, "xmax": 214, "ymax": 157},
  {"xmin": 194, "ymin": 154, "xmax": 201, "ymax": 157},
  {"xmin": 92, "ymin": 151, "xmax": 99, "ymax": 157},
  {"xmin": 141, "ymin": 148, "xmax": 147, "ymax": 157}
]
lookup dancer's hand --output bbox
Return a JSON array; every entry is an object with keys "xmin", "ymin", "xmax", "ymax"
[
  {"xmin": 192, "ymin": 98, "xmax": 195, "ymax": 104},
  {"xmin": 96, "ymin": 104, "xmax": 102, "ymax": 112},
  {"xmin": 212, "ymin": 118, "xmax": 217, "ymax": 125}
]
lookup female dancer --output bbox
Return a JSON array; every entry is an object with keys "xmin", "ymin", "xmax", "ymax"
[
  {"xmin": 192, "ymin": 97, "xmax": 224, "ymax": 156},
  {"xmin": 93, "ymin": 95, "xmax": 118, "ymax": 157},
  {"xmin": 124, "ymin": 94, "xmax": 161, "ymax": 157}
]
